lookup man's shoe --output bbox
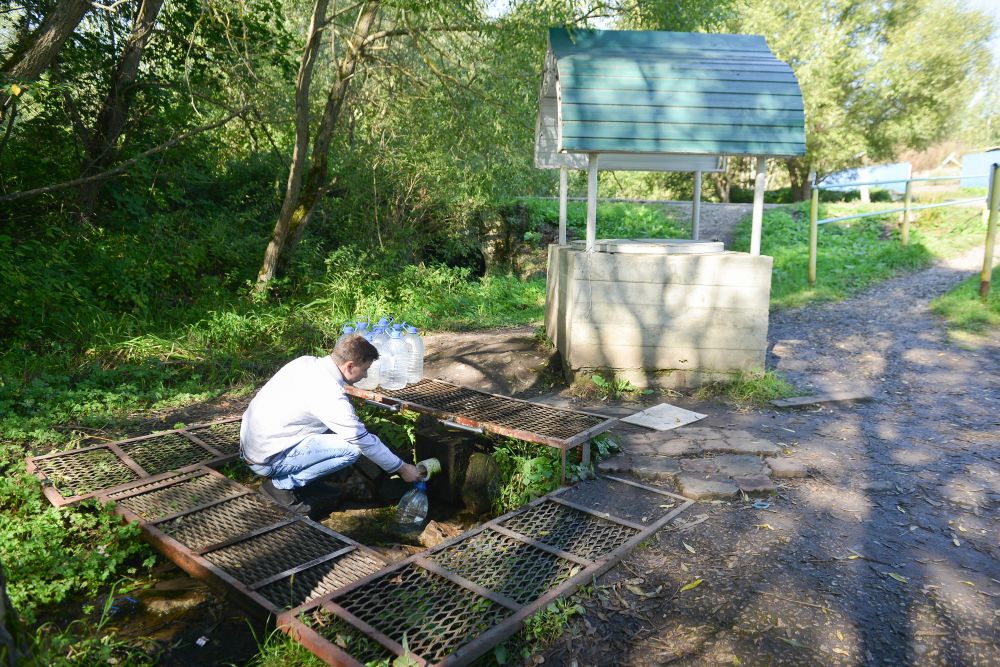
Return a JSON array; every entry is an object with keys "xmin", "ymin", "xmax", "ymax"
[{"xmin": 260, "ymin": 478, "xmax": 311, "ymax": 515}]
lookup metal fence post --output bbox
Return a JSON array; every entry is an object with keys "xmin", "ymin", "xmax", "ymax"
[
  {"xmin": 809, "ymin": 178, "xmax": 818, "ymax": 287},
  {"xmin": 902, "ymin": 179, "xmax": 912, "ymax": 247},
  {"xmin": 980, "ymin": 163, "xmax": 999, "ymax": 299}
]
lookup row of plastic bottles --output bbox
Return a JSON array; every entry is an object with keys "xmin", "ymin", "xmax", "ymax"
[{"xmin": 337, "ymin": 317, "xmax": 424, "ymax": 391}]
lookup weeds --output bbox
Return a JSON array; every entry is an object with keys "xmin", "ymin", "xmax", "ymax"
[
  {"xmin": 695, "ymin": 370, "xmax": 799, "ymax": 410},
  {"xmin": 589, "ymin": 374, "xmax": 651, "ymax": 400},
  {"xmin": 931, "ymin": 265, "xmax": 1000, "ymax": 338}
]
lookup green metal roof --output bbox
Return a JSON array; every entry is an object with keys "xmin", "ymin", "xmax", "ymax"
[{"xmin": 535, "ymin": 28, "xmax": 806, "ymax": 165}]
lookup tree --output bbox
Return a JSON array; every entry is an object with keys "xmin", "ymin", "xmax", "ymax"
[
  {"xmin": 735, "ymin": 0, "xmax": 994, "ymax": 199},
  {"xmin": 77, "ymin": 0, "xmax": 166, "ymax": 217},
  {"xmin": 0, "ymin": 0, "xmax": 90, "ymax": 119}
]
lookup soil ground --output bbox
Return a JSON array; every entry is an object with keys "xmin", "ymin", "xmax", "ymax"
[{"xmin": 81, "ymin": 203, "xmax": 998, "ymax": 665}]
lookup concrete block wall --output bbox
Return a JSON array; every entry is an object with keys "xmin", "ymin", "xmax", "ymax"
[{"xmin": 545, "ymin": 245, "xmax": 773, "ymax": 389}]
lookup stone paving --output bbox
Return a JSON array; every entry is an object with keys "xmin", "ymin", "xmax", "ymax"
[{"xmin": 598, "ymin": 424, "xmax": 808, "ymax": 500}]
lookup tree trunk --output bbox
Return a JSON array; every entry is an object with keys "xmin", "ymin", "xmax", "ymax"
[
  {"xmin": 786, "ymin": 157, "xmax": 812, "ymax": 202},
  {"xmin": 0, "ymin": 0, "xmax": 91, "ymax": 119},
  {"xmin": 255, "ymin": 1, "xmax": 381, "ymax": 293},
  {"xmin": 77, "ymin": 0, "xmax": 165, "ymax": 217}
]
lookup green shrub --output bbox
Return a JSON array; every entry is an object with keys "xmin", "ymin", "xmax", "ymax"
[{"xmin": 519, "ymin": 198, "xmax": 686, "ymax": 239}]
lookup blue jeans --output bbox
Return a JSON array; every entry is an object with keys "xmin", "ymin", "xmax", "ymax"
[{"xmin": 248, "ymin": 433, "xmax": 360, "ymax": 490}]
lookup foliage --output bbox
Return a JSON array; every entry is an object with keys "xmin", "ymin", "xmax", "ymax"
[
  {"xmin": 491, "ymin": 440, "xmax": 564, "ymax": 514},
  {"xmin": 0, "ymin": 474, "xmax": 153, "ymax": 624},
  {"xmin": 519, "ymin": 198, "xmax": 687, "ymax": 239},
  {"xmin": 694, "ymin": 370, "xmax": 799, "ymax": 410},
  {"xmin": 931, "ymin": 266, "xmax": 1000, "ymax": 337},
  {"xmin": 522, "ymin": 598, "xmax": 587, "ymax": 646},
  {"xmin": 355, "ymin": 404, "xmax": 419, "ymax": 459},
  {"xmin": 733, "ymin": 0, "xmax": 994, "ymax": 179},
  {"xmin": 590, "ymin": 433, "xmax": 621, "ymax": 462},
  {"xmin": 730, "ymin": 202, "xmax": 938, "ymax": 308},
  {"xmin": 590, "ymin": 374, "xmax": 651, "ymax": 400}
]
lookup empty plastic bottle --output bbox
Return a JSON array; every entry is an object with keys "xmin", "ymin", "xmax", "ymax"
[
  {"xmin": 381, "ymin": 328, "xmax": 408, "ymax": 390},
  {"xmin": 336, "ymin": 324, "xmax": 355, "ymax": 346},
  {"xmin": 403, "ymin": 325, "xmax": 424, "ymax": 385},
  {"xmin": 396, "ymin": 480, "xmax": 429, "ymax": 529},
  {"xmin": 354, "ymin": 320, "xmax": 370, "ymax": 337},
  {"xmin": 354, "ymin": 331, "xmax": 380, "ymax": 390}
]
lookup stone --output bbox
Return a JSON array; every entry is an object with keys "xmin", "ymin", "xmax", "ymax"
[
  {"xmin": 649, "ymin": 439, "xmax": 699, "ymax": 456},
  {"xmin": 733, "ymin": 475, "xmax": 776, "ymax": 493},
  {"xmin": 597, "ymin": 455, "xmax": 633, "ymax": 473},
  {"xmin": 712, "ymin": 455, "xmax": 769, "ymax": 479},
  {"xmin": 680, "ymin": 458, "xmax": 719, "ymax": 474},
  {"xmin": 419, "ymin": 520, "xmax": 462, "ymax": 548},
  {"xmin": 861, "ymin": 480, "xmax": 896, "ymax": 492},
  {"xmin": 766, "ymin": 457, "xmax": 808, "ymax": 478},
  {"xmin": 631, "ymin": 458, "xmax": 681, "ymax": 482},
  {"xmin": 676, "ymin": 475, "xmax": 739, "ymax": 500},
  {"xmin": 703, "ymin": 434, "xmax": 780, "ymax": 455},
  {"xmin": 461, "ymin": 453, "xmax": 501, "ymax": 515},
  {"xmin": 674, "ymin": 427, "xmax": 725, "ymax": 441}
]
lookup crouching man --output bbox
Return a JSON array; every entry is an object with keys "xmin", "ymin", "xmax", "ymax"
[{"xmin": 240, "ymin": 334, "xmax": 422, "ymax": 514}]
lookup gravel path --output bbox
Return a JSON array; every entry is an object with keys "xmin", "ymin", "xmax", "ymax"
[{"xmin": 544, "ymin": 235, "xmax": 1000, "ymax": 665}]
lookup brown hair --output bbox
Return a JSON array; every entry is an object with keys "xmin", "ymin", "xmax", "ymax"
[{"xmin": 332, "ymin": 333, "xmax": 379, "ymax": 365}]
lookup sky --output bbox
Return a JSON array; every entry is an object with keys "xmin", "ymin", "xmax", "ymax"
[{"xmin": 965, "ymin": 0, "xmax": 1000, "ymax": 65}]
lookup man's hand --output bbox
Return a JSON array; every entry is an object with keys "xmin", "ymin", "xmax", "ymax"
[{"xmin": 397, "ymin": 463, "xmax": 422, "ymax": 483}]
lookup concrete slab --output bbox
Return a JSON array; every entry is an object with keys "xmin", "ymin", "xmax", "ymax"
[
  {"xmin": 632, "ymin": 459, "xmax": 682, "ymax": 482},
  {"xmin": 620, "ymin": 403, "xmax": 707, "ymax": 430},
  {"xmin": 676, "ymin": 475, "xmax": 739, "ymax": 500},
  {"xmin": 766, "ymin": 457, "xmax": 809, "ymax": 478}
]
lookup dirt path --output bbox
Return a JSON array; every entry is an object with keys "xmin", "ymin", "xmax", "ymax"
[{"xmin": 538, "ymin": 245, "xmax": 1000, "ymax": 665}]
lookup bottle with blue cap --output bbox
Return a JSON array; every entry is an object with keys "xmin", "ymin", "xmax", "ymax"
[
  {"xmin": 336, "ymin": 324, "xmax": 355, "ymax": 346},
  {"xmin": 381, "ymin": 327, "xmax": 408, "ymax": 390},
  {"xmin": 403, "ymin": 325, "xmax": 424, "ymax": 385},
  {"xmin": 353, "ymin": 330, "xmax": 380, "ymax": 390},
  {"xmin": 395, "ymin": 458, "xmax": 439, "ymax": 530}
]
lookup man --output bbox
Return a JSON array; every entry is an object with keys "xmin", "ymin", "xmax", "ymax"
[{"xmin": 240, "ymin": 334, "xmax": 422, "ymax": 514}]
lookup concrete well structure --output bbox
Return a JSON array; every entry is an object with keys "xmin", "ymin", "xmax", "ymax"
[
  {"xmin": 545, "ymin": 242, "xmax": 772, "ymax": 389},
  {"xmin": 533, "ymin": 28, "xmax": 805, "ymax": 388}
]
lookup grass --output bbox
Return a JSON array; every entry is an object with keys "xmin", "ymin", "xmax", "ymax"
[
  {"xmin": 931, "ymin": 265, "xmax": 1000, "ymax": 338},
  {"xmin": 520, "ymin": 198, "xmax": 687, "ymax": 239},
  {"xmin": 730, "ymin": 196, "xmax": 988, "ymax": 308},
  {"xmin": 695, "ymin": 370, "xmax": 800, "ymax": 410}
]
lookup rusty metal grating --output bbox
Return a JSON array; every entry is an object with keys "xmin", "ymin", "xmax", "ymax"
[
  {"xmin": 186, "ymin": 421, "xmax": 242, "ymax": 456},
  {"xmin": 34, "ymin": 447, "xmax": 139, "ymax": 497},
  {"xmin": 155, "ymin": 493, "xmax": 290, "ymax": 551},
  {"xmin": 335, "ymin": 562, "xmax": 515, "ymax": 664},
  {"xmin": 305, "ymin": 609, "xmax": 396, "ymax": 665},
  {"xmin": 118, "ymin": 432, "xmax": 215, "ymax": 474},
  {"xmin": 204, "ymin": 521, "xmax": 349, "ymax": 585},
  {"xmin": 26, "ymin": 418, "xmax": 243, "ymax": 506},
  {"xmin": 428, "ymin": 528, "xmax": 581, "ymax": 606},
  {"xmin": 377, "ymin": 379, "xmax": 607, "ymax": 441},
  {"xmin": 114, "ymin": 472, "xmax": 246, "ymax": 521},
  {"xmin": 499, "ymin": 499, "xmax": 639, "ymax": 561},
  {"xmin": 257, "ymin": 550, "xmax": 386, "ymax": 610},
  {"xmin": 282, "ymin": 479, "xmax": 693, "ymax": 666}
]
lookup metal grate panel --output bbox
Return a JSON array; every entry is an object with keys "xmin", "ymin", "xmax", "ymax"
[
  {"xmin": 499, "ymin": 499, "xmax": 639, "ymax": 561},
  {"xmin": 156, "ymin": 493, "xmax": 289, "ymax": 551},
  {"xmin": 257, "ymin": 550, "xmax": 386, "ymax": 611},
  {"xmin": 429, "ymin": 528, "xmax": 581, "ymax": 606},
  {"xmin": 186, "ymin": 421, "xmax": 242, "ymax": 456},
  {"xmin": 378, "ymin": 379, "xmax": 606, "ymax": 440},
  {"xmin": 306, "ymin": 608, "xmax": 396, "ymax": 665},
  {"xmin": 204, "ymin": 521, "xmax": 348, "ymax": 585},
  {"xmin": 118, "ymin": 432, "xmax": 214, "ymax": 474},
  {"xmin": 34, "ymin": 447, "xmax": 139, "ymax": 497},
  {"xmin": 115, "ymin": 473, "xmax": 246, "ymax": 521},
  {"xmin": 335, "ymin": 562, "xmax": 514, "ymax": 663}
]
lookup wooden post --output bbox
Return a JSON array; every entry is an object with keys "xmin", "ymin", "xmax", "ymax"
[
  {"xmin": 980, "ymin": 163, "xmax": 999, "ymax": 299},
  {"xmin": 692, "ymin": 170, "xmax": 702, "ymax": 240},
  {"xmin": 586, "ymin": 153, "xmax": 598, "ymax": 252},
  {"xmin": 558, "ymin": 166, "xmax": 568, "ymax": 245},
  {"xmin": 902, "ymin": 179, "xmax": 913, "ymax": 247},
  {"xmin": 809, "ymin": 176, "xmax": 818, "ymax": 287},
  {"xmin": 750, "ymin": 156, "xmax": 766, "ymax": 256}
]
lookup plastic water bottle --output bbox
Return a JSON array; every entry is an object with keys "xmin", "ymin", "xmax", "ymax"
[
  {"xmin": 355, "ymin": 320, "xmax": 370, "ymax": 337},
  {"xmin": 381, "ymin": 328, "xmax": 408, "ymax": 390},
  {"xmin": 396, "ymin": 480, "xmax": 429, "ymax": 529},
  {"xmin": 336, "ymin": 324, "xmax": 355, "ymax": 346},
  {"xmin": 354, "ymin": 331, "xmax": 380, "ymax": 390},
  {"xmin": 403, "ymin": 325, "xmax": 424, "ymax": 385}
]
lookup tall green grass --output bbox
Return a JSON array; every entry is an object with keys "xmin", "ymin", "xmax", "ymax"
[
  {"xmin": 520, "ymin": 198, "xmax": 686, "ymax": 239},
  {"xmin": 931, "ymin": 265, "xmax": 1000, "ymax": 336},
  {"xmin": 730, "ymin": 199, "xmax": 985, "ymax": 308}
]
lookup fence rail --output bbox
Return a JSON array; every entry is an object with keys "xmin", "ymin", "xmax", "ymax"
[{"xmin": 808, "ymin": 167, "xmax": 999, "ymax": 296}]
